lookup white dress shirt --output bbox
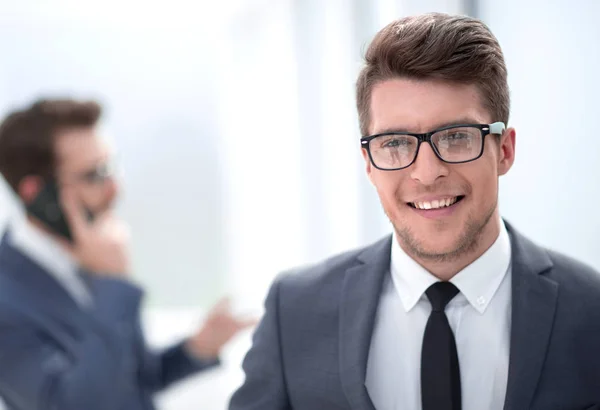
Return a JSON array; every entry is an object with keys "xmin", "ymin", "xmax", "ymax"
[
  {"xmin": 8, "ymin": 215, "xmax": 93, "ymax": 307},
  {"xmin": 366, "ymin": 220, "xmax": 512, "ymax": 410}
]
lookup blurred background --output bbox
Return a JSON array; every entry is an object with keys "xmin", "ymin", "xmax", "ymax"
[{"xmin": 0, "ymin": 0, "xmax": 598, "ymax": 408}]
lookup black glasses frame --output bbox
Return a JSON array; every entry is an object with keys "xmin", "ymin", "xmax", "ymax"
[{"xmin": 360, "ymin": 122, "xmax": 506, "ymax": 171}]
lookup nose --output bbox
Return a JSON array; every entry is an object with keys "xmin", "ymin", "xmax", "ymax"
[{"xmin": 409, "ymin": 142, "xmax": 449, "ymax": 185}]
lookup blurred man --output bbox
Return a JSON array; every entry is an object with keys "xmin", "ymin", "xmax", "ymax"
[
  {"xmin": 229, "ymin": 12, "xmax": 600, "ymax": 410},
  {"xmin": 0, "ymin": 99, "xmax": 254, "ymax": 410}
]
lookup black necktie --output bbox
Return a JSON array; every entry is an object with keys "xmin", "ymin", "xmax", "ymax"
[{"xmin": 421, "ymin": 281, "xmax": 461, "ymax": 410}]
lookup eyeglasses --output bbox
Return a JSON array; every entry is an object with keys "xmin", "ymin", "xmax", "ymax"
[
  {"xmin": 360, "ymin": 122, "xmax": 506, "ymax": 171},
  {"xmin": 74, "ymin": 161, "xmax": 119, "ymax": 184}
]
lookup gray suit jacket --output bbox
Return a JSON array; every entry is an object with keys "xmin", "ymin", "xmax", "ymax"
[{"xmin": 229, "ymin": 222, "xmax": 600, "ymax": 410}]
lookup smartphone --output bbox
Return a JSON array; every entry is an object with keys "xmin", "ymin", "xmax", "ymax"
[{"xmin": 26, "ymin": 180, "xmax": 94, "ymax": 241}]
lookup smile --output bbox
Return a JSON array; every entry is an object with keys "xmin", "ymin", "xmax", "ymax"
[{"xmin": 408, "ymin": 196, "xmax": 465, "ymax": 210}]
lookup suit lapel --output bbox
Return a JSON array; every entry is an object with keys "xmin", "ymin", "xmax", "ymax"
[
  {"xmin": 339, "ymin": 236, "xmax": 391, "ymax": 410},
  {"xmin": 0, "ymin": 235, "xmax": 89, "ymax": 339},
  {"xmin": 336, "ymin": 222, "xmax": 558, "ymax": 409},
  {"xmin": 503, "ymin": 222, "xmax": 557, "ymax": 410}
]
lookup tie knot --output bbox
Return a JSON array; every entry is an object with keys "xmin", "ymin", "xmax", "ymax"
[{"xmin": 426, "ymin": 281, "xmax": 459, "ymax": 311}]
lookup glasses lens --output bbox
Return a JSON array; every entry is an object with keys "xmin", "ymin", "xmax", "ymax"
[
  {"xmin": 431, "ymin": 126, "xmax": 483, "ymax": 163},
  {"xmin": 368, "ymin": 134, "xmax": 418, "ymax": 170},
  {"xmin": 81, "ymin": 161, "xmax": 117, "ymax": 184}
]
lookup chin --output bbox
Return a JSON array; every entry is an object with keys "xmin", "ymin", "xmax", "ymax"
[
  {"xmin": 394, "ymin": 218, "xmax": 473, "ymax": 259},
  {"xmin": 424, "ymin": 230, "xmax": 461, "ymax": 247},
  {"xmin": 415, "ymin": 238, "xmax": 464, "ymax": 258}
]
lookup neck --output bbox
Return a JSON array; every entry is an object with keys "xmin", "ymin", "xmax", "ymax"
[{"xmin": 403, "ymin": 212, "xmax": 502, "ymax": 281}]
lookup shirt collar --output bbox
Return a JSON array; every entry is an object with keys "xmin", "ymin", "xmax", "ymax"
[
  {"xmin": 391, "ymin": 219, "xmax": 512, "ymax": 314},
  {"xmin": 9, "ymin": 214, "xmax": 79, "ymax": 279}
]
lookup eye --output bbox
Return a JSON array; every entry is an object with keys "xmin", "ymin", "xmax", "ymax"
[
  {"xmin": 381, "ymin": 136, "xmax": 412, "ymax": 148},
  {"xmin": 81, "ymin": 163, "xmax": 113, "ymax": 183},
  {"xmin": 440, "ymin": 132, "xmax": 469, "ymax": 141}
]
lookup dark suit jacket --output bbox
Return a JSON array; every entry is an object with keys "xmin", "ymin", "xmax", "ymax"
[
  {"xmin": 0, "ymin": 232, "xmax": 219, "ymax": 410},
  {"xmin": 229, "ymin": 222, "xmax": 600, "ymax": 410}
]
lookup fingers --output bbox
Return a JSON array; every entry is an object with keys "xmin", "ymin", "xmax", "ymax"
[
  {"xmin": 210, "ymin": 297, "xmax": 232, "ymax": 314},
  {"xmin": 238, "ymin": 317, "xmax": 260, "ymax": 329},
  {"xmin": 94, "ymin": 213, "xmax": 130, "ymax": 239},
  {"xmin": 60, "ymin": 187, "xmax": 89, "ymax": 240},
  {"xmin": 204, "ymin": 296, "xmax": 260, "ymax": 334}
]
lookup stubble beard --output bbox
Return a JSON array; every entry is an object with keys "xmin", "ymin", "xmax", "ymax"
[{"xmin": 392, "ymin": 199, "xmax": 498, "ymax": 264}]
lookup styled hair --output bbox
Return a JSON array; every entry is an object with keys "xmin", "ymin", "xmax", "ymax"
[
  {"xmin": 356, "ymin": 12, "xmax": 509, "ymax": 136},
  {"xmin": 0, "ymin": 98, "xmax": 102, "ymax": 192}
]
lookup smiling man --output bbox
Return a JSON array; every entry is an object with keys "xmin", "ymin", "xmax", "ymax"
[
  {"xmin": 361, "ymin": 78, "xmax": 509, "ymax": 281},
  {"xmin": 229, "ymin": 12, "xmax": 600, "ymax": 410}
]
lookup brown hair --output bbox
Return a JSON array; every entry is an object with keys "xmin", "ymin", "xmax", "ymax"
[
  {"xmin": 356, "ymin": 12, "xmax": 509, "ymax": 136},
  {"xmin": 0, "ymin": 98, "xmax": 102, "ymax": 193}
]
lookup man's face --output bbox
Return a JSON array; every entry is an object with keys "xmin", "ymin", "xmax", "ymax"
[
  {"xmin": 363, "ymin": 78, "xmax": 515, "ymax": 262},
  {"xmin": 54, "ymin": 127, "xmax": 119, "ymax": 215}
]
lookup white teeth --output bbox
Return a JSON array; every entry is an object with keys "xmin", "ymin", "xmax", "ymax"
[{"xmin": 412, "ymin": 197, "xmax": 459, "ymax": 210}]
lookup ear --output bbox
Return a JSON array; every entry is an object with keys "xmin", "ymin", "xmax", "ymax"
[
  {"xmin": 497, "ymin": 127, "xmax": 516, "ymax": 176},
  {"xmin": 361, "ymin": 148, "xmax": 374, "ymax": 184},
  {"xmin": 18, "ymin": 176, "xmax": 44, "ymax": 205}
]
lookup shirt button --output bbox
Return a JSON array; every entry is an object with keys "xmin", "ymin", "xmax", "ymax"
[{"xmin": 477, "ymin": 296, "xmax": 486, "ymax": 306}]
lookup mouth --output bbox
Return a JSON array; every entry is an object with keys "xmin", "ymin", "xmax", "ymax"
[{"xmin": 407, "ymin": 196, "xmax": 465, "ymax": 210}]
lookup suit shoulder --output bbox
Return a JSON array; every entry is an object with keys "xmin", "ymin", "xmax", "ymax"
[
  {"xmin": 546, "ymin": 248, "xmax": 600, "ymax": 296},
  {"xmin": 274, "ymin": 235, "xmax": 391, "ymax": 293}
]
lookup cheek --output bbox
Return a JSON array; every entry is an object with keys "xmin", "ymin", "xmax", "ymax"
[
  {"xmin": 371, "ymin": 173, "xmax": 406, "ymax": 214},
  {"xmin": 466, "ymin": 164, "xmax": 498, "ymax": 206},
  {"xmin": 481, "ymin": 177, "xmax": 499, "ymax": 204},
  {"xmin": 77, "ymin": 186, "xmax": 103, "ymax": 205}
]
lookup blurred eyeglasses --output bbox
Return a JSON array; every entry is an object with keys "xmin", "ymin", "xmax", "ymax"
[
  {"xmin": 75, "ymin": 160, "xmax": 120, "ymax": 184},
  {"xmin": 360, "ymin": 122, "xmax": 506, "ymax": 171}
]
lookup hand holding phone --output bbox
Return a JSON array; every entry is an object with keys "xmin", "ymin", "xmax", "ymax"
[
  {"xmin": 60, "ymin": 188, "xmax": 131, "ymax": 276},
  {"xmin": 25, "ymin": 180, "xmax": 90, "ymax": 241}
]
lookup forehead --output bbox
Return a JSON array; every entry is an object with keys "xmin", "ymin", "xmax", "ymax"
[
  {"xmin": 369, "ymin": 78, "xmax": 491, "ymax": 134},
  {"xmin": 54, "ymin": 127, "xmax": 110, "ymax": 171}
]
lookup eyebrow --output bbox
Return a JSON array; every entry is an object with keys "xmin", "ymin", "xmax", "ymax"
[{"xmin": 372, "ymin": 118, "xmax": 484, "ymax": 135}]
